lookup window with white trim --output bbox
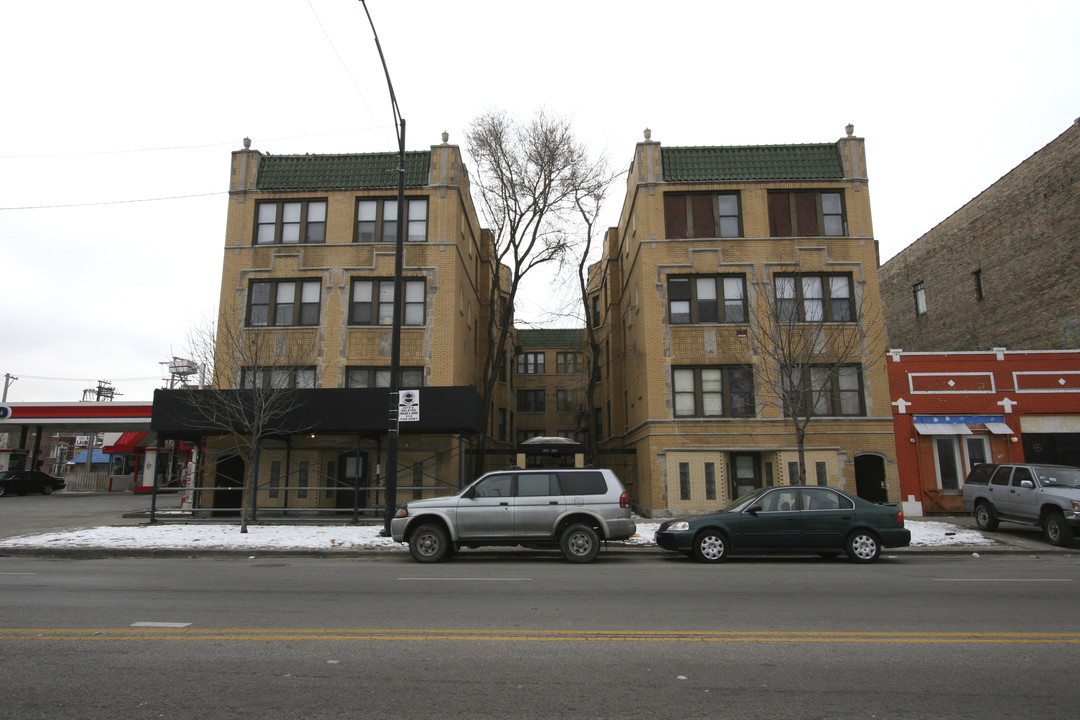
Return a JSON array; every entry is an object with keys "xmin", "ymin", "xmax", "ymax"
[
  {"xmin": 668, "ymin": 275, "xmax": 747, "ymax": 324},
  {"xmin": 247, "ymin": 279, "xmax": 321, "ymax": 327},
  {"xmin": 349, "ymin": 278, "xmax": 426, "ymax": 326},
  {"xmin": 672, "ymin": 366, "xmax": 754, "ymax": 418},
  {"xmin": 255, "ymin": 200, "xmax": 327, "ymax": 245},
  {"xmin": 775, "ymin": 274, "xmax": 854, "ymax": 322},
  {"xmin": 356, "ymin": 198, "xmax": 428, "ymax": 243}
]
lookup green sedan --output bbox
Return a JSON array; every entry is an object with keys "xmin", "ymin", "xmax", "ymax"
[{"xmin": 655, "ymin": 485, "xmax": 911, "ymax": 563}]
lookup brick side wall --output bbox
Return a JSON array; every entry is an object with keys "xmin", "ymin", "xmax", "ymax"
[{"xmin": 880, "ymin": 121, "xmax": 1080, "ymax": 351}]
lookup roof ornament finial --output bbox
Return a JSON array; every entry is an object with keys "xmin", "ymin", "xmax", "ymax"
[
  {"xmin": 644, "ymin": 128, "xmax": 652, "ymax": 141},
  {"xmin": 845, "ymin": 123, "xmax": 854, "ymax": 137},
  {"xmin": 441, "ymin": 131, "xmax": 449, "ymax": 144},
  {"xmin": 243, "ymin": 137, "xmax": 251, "ymax": 149}
]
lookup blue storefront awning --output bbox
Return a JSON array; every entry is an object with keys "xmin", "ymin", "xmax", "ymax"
[{"xmin": 67, "ymin": 449, "xmax": 110, "ymax": 465}]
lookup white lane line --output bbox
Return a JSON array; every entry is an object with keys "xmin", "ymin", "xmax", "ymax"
[{"xmin": 131, "ymin": 622, "xmax": 193, "ymax": 628}]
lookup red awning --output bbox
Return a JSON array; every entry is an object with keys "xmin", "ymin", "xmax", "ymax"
[{"xmin": 104, "ymin": 432, "xmax": 148, "ymax": 453}]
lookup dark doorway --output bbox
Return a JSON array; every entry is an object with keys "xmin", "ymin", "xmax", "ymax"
[
  {"xmin": 212, "ymin": 455, "xmax": 245, "ymax": 517},
  {"xmin": 854, "ymin": 455, "xmax": 887, "ymax": 503},
  {"xmin": 337, "ymin": 451, "xmax": 370, "ymax": 511},
  {"xmin": 730, "ymin": 453, "xmax": 761, "ymax": 499}
]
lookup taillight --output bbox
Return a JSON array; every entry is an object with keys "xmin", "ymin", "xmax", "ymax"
[
  {"xmin": 896, "ymin": 508, "xmax": 904, "ymax": 525},
  {"xmin": 620, "ymin": 492, "xmax": 630, "ymax": 509}
]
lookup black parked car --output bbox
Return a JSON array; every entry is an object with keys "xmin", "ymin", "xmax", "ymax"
[
  {"xmin": 655, "ymin": 485, "xmax": 910, "ymax": 563},
  {"xmin": 0, "ymin": 470, "xmax": 66, "ymax": 497}
]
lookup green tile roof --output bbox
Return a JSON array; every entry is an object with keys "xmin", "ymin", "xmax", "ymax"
[
  {"xmin": 256, "ymin": 151, "xmax": 431, "ymax": 190},
  {"xmin": 516, "ymin": 328, "xmax": 584, "ymax": 349},
  {"xmin": 662, "ymin": 144, "xmax": 844, "ymax": 182}
]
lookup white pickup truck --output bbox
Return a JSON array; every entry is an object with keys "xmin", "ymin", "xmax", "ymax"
[{"xmin": 961, "ymin": 463, "xmax": 1080, "ymax": 547}]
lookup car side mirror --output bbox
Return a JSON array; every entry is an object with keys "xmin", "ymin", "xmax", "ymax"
[
  {"xmin": 745, "ymin": 505, "xmax": 762, "ymax": 515},
  {"xmin": 1021, "ymin": 480, "xmax": 1035, "ymax": 489}
]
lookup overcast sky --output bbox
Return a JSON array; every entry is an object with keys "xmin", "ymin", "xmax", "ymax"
[{"xmin": 2, "ymin": 0, "xmax": 1077, "ymax": 403}]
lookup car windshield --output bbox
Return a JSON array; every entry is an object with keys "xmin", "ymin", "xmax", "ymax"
[
  {"xmin": 1036, "ymin": 467, "xmax": 1080, "ymax": 488},
  {"xmin": 720, "ymin": 488, "xmax": 768, "ymax": 514}
]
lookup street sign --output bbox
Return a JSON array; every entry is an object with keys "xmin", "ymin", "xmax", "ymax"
[{"xmin": 398, "ymin": 390, "xmax": 420, "ymax": 422}]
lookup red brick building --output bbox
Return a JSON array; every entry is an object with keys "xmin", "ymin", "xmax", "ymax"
[{"xmin": 887, "ymin": 348, "xmax": 1080, "ymax": 515}]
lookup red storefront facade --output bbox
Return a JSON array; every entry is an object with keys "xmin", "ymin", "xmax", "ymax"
[{"xmin": 888, "ymin": 349, "xmax": 1080, "ymax": 515}]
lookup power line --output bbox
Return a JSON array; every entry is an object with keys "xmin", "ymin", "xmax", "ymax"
[
  {"xmin": 0, "ymin": 125, "xmax": 391, "ymax": 160},
  {"xmin": 0, "ymin": 191, "xmax": 226, "ymax": 212}
]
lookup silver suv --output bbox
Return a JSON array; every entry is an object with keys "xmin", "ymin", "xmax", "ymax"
[
  {"xmin": 961, "ymin": 463, "xmax": 1080, "ymax": 546},
  {"xmin": 390, "ymin": 468, "xmax": 636, "ymax": 563}
]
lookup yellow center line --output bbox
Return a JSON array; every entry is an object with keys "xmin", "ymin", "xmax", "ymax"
[{"xmin": 2, "ymin": 628, "xmax": 1079, "ymax": 644}]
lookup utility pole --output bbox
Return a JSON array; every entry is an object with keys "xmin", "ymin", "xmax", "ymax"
[
  {"xmin": 360, "ymin": 0, "xmax": 406, "ymax": 533},
  {"xmin": 2, "ymin": 373, "xmax": 16, "ymax": 401}
]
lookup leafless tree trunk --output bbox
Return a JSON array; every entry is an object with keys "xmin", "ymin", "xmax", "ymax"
[
  {"xmin": 180, "ymin": 320, "xmax": 318, "ymax": 532},
  {"xmin": 466, "ymin": 110, "xmax": 612, "ymax": 472},
  {"xmin": 572, "ymin": 173, "xmax": 617, "ymax": 463}
]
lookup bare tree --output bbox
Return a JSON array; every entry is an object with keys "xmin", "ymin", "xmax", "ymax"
[
  {"xmin": 571, "ymin": 170, "xmax": 618, "ymax": 463},
  {"xmin": 742, "ymin": 271, "xmax": 886, "ymax": 484},
  {"xmin": 179, "ymin": 320, "xmax": 319, "ymax": 532},
  {"xmin": 466, "ymin": 110, "xmax": 611, "ymax": 469}
]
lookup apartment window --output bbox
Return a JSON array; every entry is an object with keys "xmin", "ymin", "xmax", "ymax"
[
  {"xmin": 517, "ymin": 352, "xmax": 545, "ymax": 375},
  {"xmin": 668, "ymin": 275, "xmax": 747, "ymax": 324},
  {"xmin": 240, "ymin": 366, "xmax": 316, "ymax": 389},
  {"xmin": 815, "ymin": 462, "xmax": 828, "ymax": 486},
  {"xmin": 356, "ymin": 198, "xmax": 428, "ymax": 243},
  {"xmin": 517, "ymin": 389, "xmax": 546, "ymax": 413},
  {"xmin": 664, "ymin": 193, "xmax": 741, "ymax": 239},
  {"xmin": 913, "ymin": 282, "xmax": 927, "ymax": 315},
  {"xmin": 269, "ymin": 461, "xmax": 281, "ymax": 499},
  {"xmin": 345, "ymin": 367, "xmax": 424, "ymax": 388},
  {"xmin": 247, "ymin": 279, "xmax": 321, "ymax": 327},
  {"xmin": 556, "ymin": 352, "xmax": 582, "ymax": 374},
  {"xmin": 497, "ymin": 409, "xmax": 508, "ymax": 441},
  {"xmin": 590, "ymin": 295, "xmax": 601, "ymax": 326},
  {"xmin": 349, "ymin": 278, "xmax": 426, "ymax": 326},
  {"xmin": 775, "ymin": 274, "xmax": 854, "ymax": 322},
  {"xmin": 556, "ymin": 429, "xmax": 585, "ymax": 442},
  {"xmin": 768, "ymin": 191, "xmax": 845, "ymax": 237},
  {"xmin": 297, "ymin": 460, "xmax": 309, "ymax": 499},
  {"xmin": 783, "ymin": 365, "xmax": 865, "ymax": 417},
  {"xmin": 556, "ymin": 389, "xmax": 572, "ymax": 413},
  {"xmin": 672, "ymin": 367, "xmax": 754, "ymax": 418},
  {"xmin": 973, "ymin": 270, "xmax": 984, "ymax": 301},
  {"xmin": 705, "ymin": 462, "xmax": 716, "ymax": 501},
  {"xmin": 679, "ymin": 462, "xmax": 691, "ymax": 501},
  {"xmin": 255, "ymin": 200, "xmax": 327, "ymax": 245}
]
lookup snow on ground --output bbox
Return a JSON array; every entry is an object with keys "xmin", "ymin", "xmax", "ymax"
[{"xmin": 0, "ymin": 519, "xmax": 993, "ymax": 551}]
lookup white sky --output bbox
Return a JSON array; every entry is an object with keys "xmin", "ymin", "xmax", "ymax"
[{"xmin": 2, "ymin": 0, "xmax": 1078, "ymax": 402}]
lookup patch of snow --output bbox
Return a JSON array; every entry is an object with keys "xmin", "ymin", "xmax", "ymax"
[{"xmin": 0, "ymin": 519, "xmax": 993, "ymax": 551}]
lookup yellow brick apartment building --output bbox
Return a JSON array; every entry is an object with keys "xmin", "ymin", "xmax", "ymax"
[{"xmin": 589, "ymin": 127, "xmax": 897, "ymax": 517}]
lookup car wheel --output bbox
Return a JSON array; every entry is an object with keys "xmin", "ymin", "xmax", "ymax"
[
  {"xmin": 40, "ymin": 484, "xmax": 54, "ymax": 495},
  {"xmin": 974, "ymin": 501, "xmax": 999, "ymax": 531},
  {"xmin": 0, "ymin": 486, "xmax": 6, "ymax": 497},
  {"xmin": 845, "ymin": 530, "xmax": 881, "ymax": 563},
  {"xmin": 1044, "ymin": 511, "xmax": 1074, "ymax": 547},
  {"xmin": 560, "ymin": 523, "xmax": 600, "ymax": 563},
  {"xmin": 693, "ymin": 530, "xmax": 728, "ymax": 563},
  {"xmin": 408, "ymin": 523, "xmax": 450, "ymax": 563}
]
